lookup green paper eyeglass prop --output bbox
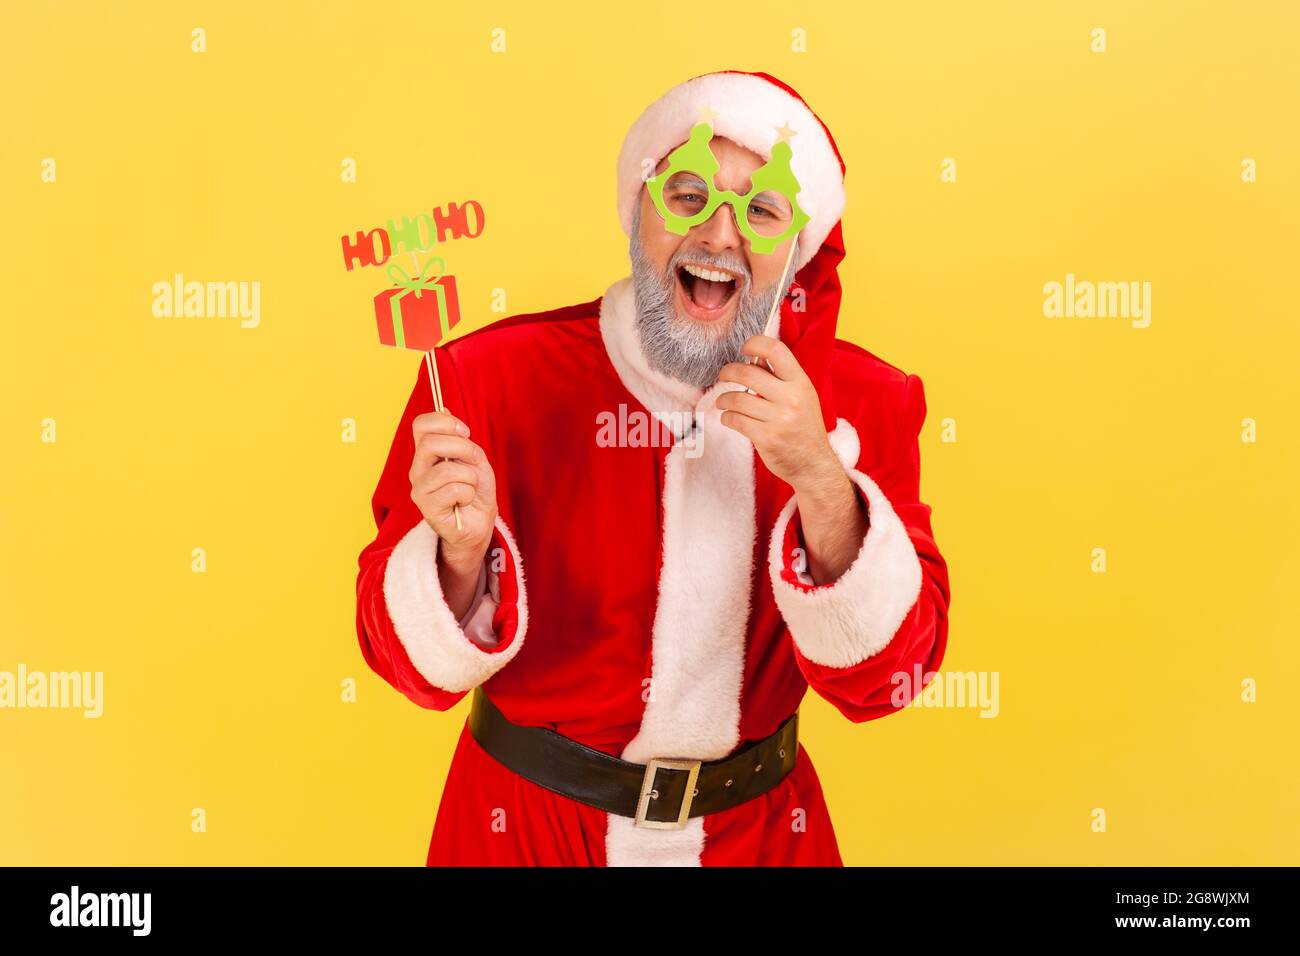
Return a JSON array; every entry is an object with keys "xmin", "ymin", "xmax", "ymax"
[{"xmin": 646, "ymin": 120, "xmax": 811, "ymax": 255}]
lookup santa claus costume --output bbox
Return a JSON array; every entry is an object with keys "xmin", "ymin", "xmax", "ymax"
[{"xmin": 356, "ymin": 70, "xmax": 951, "ymax": 866}]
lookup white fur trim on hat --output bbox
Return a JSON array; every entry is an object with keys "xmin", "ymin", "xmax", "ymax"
[{"xmin": 617, "ymin": 72, "xmax": 846, "ymax": 274}]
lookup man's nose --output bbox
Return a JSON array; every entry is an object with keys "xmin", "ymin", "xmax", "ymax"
[{"xmin": 692, "ymin": 202, "xmax": 743, "ymax": 252}]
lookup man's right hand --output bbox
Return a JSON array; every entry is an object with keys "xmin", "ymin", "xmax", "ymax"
[{"xmin": 409, "ymin": 410, "xmax": 499, "ymax": 594}]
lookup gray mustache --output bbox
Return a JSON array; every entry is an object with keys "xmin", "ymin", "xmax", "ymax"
[{"xmin": 668, "ymin": 251, "xmax": 751, "ymax": 289}]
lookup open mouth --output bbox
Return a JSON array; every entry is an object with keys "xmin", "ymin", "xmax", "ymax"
[{"xmin": 675, "ymin": 262, "xmax": 739, "ymax": 320}]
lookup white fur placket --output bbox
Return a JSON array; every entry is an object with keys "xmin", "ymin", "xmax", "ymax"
[{"xmin": 598, "ymin": 277, "xmax": 760, "ymax": 866}]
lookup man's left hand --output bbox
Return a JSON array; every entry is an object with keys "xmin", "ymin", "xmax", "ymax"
[
  {"xmin": 716, "ymin": 335, "xmax": 841, "ymax": 493},
  {"xmin": 718, "ymin": 335, "xmax": 869, "ymax": 584}
]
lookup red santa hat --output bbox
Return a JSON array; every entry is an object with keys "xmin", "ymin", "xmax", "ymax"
[
  {"xmin": 617, "ymin": 70, "xmax": 850, "ymax": 432},
  {"xmin": 615, "ymin": 70, "xmax": 848, "ymax": 274}
]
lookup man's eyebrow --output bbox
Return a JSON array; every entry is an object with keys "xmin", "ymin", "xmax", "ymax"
[
  {"xmin": 749, "ymin": 189, "xmax": 790, "ymax": 210},
  {"xmin": 668, "ymin": 171, "xmax": 709, "ymax": 187}
]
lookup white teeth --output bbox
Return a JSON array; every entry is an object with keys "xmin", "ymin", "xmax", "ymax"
[{"xmin": 681, "ymin": 263, "xmax": 735, "ymax": 283}]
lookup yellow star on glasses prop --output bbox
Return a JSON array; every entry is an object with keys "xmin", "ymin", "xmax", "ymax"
[
  {"xmin": 773, "ymin": 121, "xmax": 797, "ymax": 145},
  {"xmin": 696, "ymin": 103, "xmax": 720, "ymax": 125}
]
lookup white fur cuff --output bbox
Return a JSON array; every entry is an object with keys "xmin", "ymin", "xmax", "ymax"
[
  {"xmin": 768, "ymin": 470, "xmax": 923, "ymax": 669},
  {"xmin": 382, "ymin": 518, "xmax": 527, "ymax": 693}
]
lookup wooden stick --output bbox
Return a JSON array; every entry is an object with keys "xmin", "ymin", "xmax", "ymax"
[
  {"xmin": 746, "ymin": 240, "xmax": 800, "ymax": 387},
  {"xmin": 429, "ymin": 348, "xmax": 447, "ymax": 411},
  {"xmin": 424, "ymin": 349, "xmax": 463, "ymax": 532},
  {"xmin": 760, "ymin": 239, "xmax": 798, "ymax": 347}
]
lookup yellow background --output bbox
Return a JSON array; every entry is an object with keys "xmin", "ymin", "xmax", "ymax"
[{"xmin": 2, "ymin": 1, "xmax": 1296, "ymax": 865}]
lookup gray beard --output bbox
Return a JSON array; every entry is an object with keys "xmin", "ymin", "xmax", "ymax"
[{"xmin": 628, "ymin": 203, "xmax": 796, "ymax": 390}]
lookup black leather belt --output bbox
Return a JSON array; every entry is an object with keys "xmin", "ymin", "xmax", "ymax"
[{"xmin": 467, "ymin": 688, "xmax": 799, "ymax": 830}]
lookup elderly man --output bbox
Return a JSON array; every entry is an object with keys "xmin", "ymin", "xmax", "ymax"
[{"xmin": 356, "ymin": 70, "xmax": 951, "ymax": 866}]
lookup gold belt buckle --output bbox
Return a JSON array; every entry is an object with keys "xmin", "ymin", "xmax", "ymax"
[{"xmin": 635, "ymin": 757, "xmax": 703, "ymax": 830}]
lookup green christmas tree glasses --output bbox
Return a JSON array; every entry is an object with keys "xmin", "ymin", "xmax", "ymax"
[{"xmin": 645, "ymin": 121, "xmax": 810, "ymax": 255}]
